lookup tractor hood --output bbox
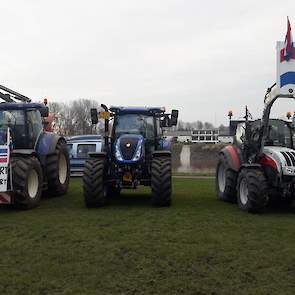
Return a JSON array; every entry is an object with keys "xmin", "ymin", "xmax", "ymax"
[
  {"xmin": 114, "ymin": 134, "xmax": 144, "ymax": 163},
  {"xmin": 263, "ymin": 146, "xmax": 295, "ymax": 176}
]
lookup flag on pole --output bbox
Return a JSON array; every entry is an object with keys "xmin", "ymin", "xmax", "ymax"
[
  {"xmin": 277, "ymin": 18, "xmax": 295, "ymax": 94},
  {"xmin": 280, "ymin": 17, "xmax": 295, "ymax": 62}
]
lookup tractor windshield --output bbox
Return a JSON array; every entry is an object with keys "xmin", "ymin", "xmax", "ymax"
[
  {"xmin": 0, "ymin": 110, "xmax": 25, "ymax": 146},
  {"xmin": 251, "ymin": 119, "xmax": 294, "ymax": 148},
  {"xmin": 265, "ymin": 120, "xmax": 293, "ymax": 148},
  {"xmin": 114, "ymin": 114, "xmax": 155, "ymax": 138}
]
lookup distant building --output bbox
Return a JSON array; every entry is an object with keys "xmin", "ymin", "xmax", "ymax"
[
  {"xmin": 165, "ymin": 128, "xmax": 235, "ymax": 144},
  {"xmin": 191, "ymin": 129, "xmax": 219, "ymax": 144}
]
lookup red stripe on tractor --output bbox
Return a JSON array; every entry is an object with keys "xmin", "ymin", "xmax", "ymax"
[
  {"xmin": 258, "ymin": 154, "xmax": 277, "ymax": 170},
  {"xmin": 225, "ymin": 146, "xmax": 240, "ymax": 171}
]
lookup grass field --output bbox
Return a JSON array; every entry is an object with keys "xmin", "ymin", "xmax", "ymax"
[{"xmin": 1, "ymin": 178, "xmax": 295, "ymax": 295}]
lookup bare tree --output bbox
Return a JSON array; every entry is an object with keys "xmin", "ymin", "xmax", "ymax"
[{"xmin": 48, "ymin": 99, "xmax": 101, "ymax": 136}]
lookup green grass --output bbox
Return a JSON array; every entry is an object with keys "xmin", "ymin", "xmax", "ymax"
[
  {"xmin": 1, "ymin": 179, "xmax": 295, "ymax": 294},
  {"xmin": 172, "ymin": 171, "xmax": 215, "ymax": 177}
]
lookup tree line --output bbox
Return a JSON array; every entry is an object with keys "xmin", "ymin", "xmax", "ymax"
[
  {"xmin": 48, "ymin": 99, "xmax": 102, "ymax": 136},
  {"xmin": 49, "ymin": 99, "xmax": 224, "ymax": 136}
]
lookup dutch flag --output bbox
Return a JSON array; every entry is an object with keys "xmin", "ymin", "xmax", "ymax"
[
  {"xmin": 278, "ymin": 18, "xmax": 295, "ymax": 89},
  {"xmin": 0, "ymin": 148, "xmax": 8, "ymax": 164},
  {"xmin": 281, "ymin": 17, "xmax": 295, "ymax": 62}
]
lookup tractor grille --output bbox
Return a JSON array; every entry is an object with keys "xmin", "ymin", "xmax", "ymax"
[
  {"xmin": 119, "ymin": 137, "xmax": 139, "ymax": 160},
  {"xmin": 281, "ymin": 151, "xmax": 295, "ymax": 166}
]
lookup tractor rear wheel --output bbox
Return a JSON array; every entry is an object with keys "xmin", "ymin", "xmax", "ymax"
[
  {"xmin": 12, "ymin": 157, "xmax": 43, "ymax": 210},
  {"xmin": 83, "ymin": 158, "xmax": 107, "ymax": 207},
  {"xmin": 216, "ymin": 154, "xmax": 237, "ymax": 202},
  {"xmin": 237, "ymin": 168, "xmax": 269, "ymax": 213},
  {"xmin": 46, "ymin": 141, "xmax": 70, "ymax": 196},
  {"xmin": 151, "ymin": 156, "xmax": 171, "ymax": 207}
]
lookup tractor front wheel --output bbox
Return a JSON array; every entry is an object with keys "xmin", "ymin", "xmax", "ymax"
[
  {"xmin": 151, "ymin": 156, "xmax": 171, "ymax": 207},
  {"xmin": 237, "ymin": 168, "xmax": 268, "ymax": 213},
  {"xmin": 12, "ymin": 157, "xmax": 43, "ymax": 210},
  {"xmin": 83, "ymin": 158, "xmax": 108, "ymax": 207}
]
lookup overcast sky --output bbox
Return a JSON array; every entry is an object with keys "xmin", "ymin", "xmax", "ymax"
[{"xmin": 0, "ymin": 1, "xmax": 294, "ymax": 125}]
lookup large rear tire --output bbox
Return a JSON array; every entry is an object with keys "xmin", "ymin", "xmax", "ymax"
[
  {"xmin": 83, "ymin": 158, "xmax": 107, "ymax": 208},
  {"xmin": 12, "ymin": 157, "xmax": 43, "ymax": 210},
  {"xmin": 216, "ymin": 154, "xmax": 237, "ymax": 202},
  {"xmin": 46, "ymin": 141, "xmax": 70, "ymax": 196},
  {"xmin": 237, "ymin": 168, "xmax": 269, "ymax": 213},
  {"xmin": 151, "ymin": 156, "xmax": 171, "ymax": 207}
]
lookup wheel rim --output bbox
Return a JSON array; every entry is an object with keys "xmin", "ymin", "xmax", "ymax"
[
  {"xmin": 218, "ymin": 164, "xmax": 226, "ymax": 193},
  {"xmin": 28, "ymin": 169, "xmax": 39, "ymax": 199},
  {"xmin": 239, "ymin": 178, "xmax": 249, "ymax": 205},
  {"xmin": 59, "ymin": 154, "xmax": 68, "ymax": 184}
]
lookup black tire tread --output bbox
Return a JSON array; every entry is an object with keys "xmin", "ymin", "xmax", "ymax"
[
  {"xmin": 151, "ymin": 156, "xmax": 172, "ymax": 207},
  {"xmin": 83, "ymin": 158, "xmax": 107, "ymax": 207},
  {"xmin": 12, "ymin": 157, "xmax": 43, "ymax": 210},
  {"xmin": 237, "ymin": 168, "xmax": 268, "ymax": 213},
  {"xmin": 46, "ymin": 141, "xmax": 70, "ymax": 196}
]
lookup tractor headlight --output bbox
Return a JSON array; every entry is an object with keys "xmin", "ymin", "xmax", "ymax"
[
  {"xmin": 115, "ymin": 141, "xmax": 124, "ymax": 161},
  {"xmin": 132, "ymin": 141, "xmax": 142, "ymax": 161}
]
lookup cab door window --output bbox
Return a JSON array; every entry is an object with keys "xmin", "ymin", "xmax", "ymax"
[
  {"xmin": 77, "ymin": 144, "xmax": 96, "ymax": 158},
  {"xmin": 27, "ymin": 110, "xmax": 43, "ymax": 148}
]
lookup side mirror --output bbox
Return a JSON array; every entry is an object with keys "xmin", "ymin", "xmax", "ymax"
[
  {"xmin": 91, "ymin": 108, "xmax": 98, "ymax": 125},
  {"xmin": 160, "ymin": 115, "xmax": 170, "ymax": 128},
  {"xmin": 170, "ymin": 109, "xmax": 179, "ymax": 126},
  {"xmin": 40, "ymin": 106, "xmax": 49, "ymax": 117}
]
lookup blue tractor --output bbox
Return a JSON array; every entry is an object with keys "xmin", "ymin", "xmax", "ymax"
[
  {"xmin": 83, "ymin": 104, "xmax": 178, "ymax": 207},
  {"xmin": 0, "ymin": 85, "xmax": 70, "ymax": 209}
]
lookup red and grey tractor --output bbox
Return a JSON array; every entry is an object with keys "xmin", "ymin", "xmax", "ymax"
[
  {"xmin": 0, "ymin": 85, "xmax": 70, "ymax": 209},
  {"xmin": 216, "ymin": 84, "xmax": 295, "ymax": 213}
]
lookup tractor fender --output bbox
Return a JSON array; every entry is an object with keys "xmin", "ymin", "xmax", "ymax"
[
  {"xmin": 36, "ymin": 132, "xmax": 66, "ymax": 156},
  {"xmin": 219, "ymin": 145, "xmax": 241, "ymax": 172},
  {"xmin": 11, "ymin": 149, "xmax": 40, "ymax": 160},
  {"xmin": 89, "ymin": 152, "xmax": 107, "ymax": 158},
  {"xmin": 159, "ymin": 139, "xmax": 171, "ymax": 151},
  {"xmin": 152, "ymin": 150, "xmax": 171, "ymax": 157}
]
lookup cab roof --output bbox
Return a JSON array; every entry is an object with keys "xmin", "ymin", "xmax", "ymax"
[
  {"xmin": 0, "ymin": 102, "xmax": 45, "ymax": 111},
  {"xmin": 109, "ymin": 106, "xmax": 165, "ymax": 115}
]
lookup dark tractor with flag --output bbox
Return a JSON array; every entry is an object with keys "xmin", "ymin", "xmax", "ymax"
[
  {"xmin": 0, "ymin": 85, "xmax": 70, "ymax": 209},
  {"xmin": 216, "ymin": 84, "xmax": 295, "ymax": 213},
  {"xmin": 83, "ymin": 104, "xmax": 178, "ymax": 207}
]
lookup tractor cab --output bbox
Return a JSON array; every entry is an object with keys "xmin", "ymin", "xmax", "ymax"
[
  {"xmin": 0, "ymin": 104, "xmax": 48, "ymax": 149},
  {"xmin": 234, "ymin": 118, "xmax": 294, "ymax": 149},
  {"xmin": 110, "ymin": 108, "xmax": 165, "ymax": 163}
]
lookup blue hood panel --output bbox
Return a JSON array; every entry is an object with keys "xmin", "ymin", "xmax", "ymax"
[{"xmin": 115, "ymin": 134, "xmax": 144, "ymax": 163}]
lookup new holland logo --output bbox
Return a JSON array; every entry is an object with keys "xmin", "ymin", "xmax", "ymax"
[{"xmin": 126, "ymin": 143, "xmax": 131, "ymax": 148}]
